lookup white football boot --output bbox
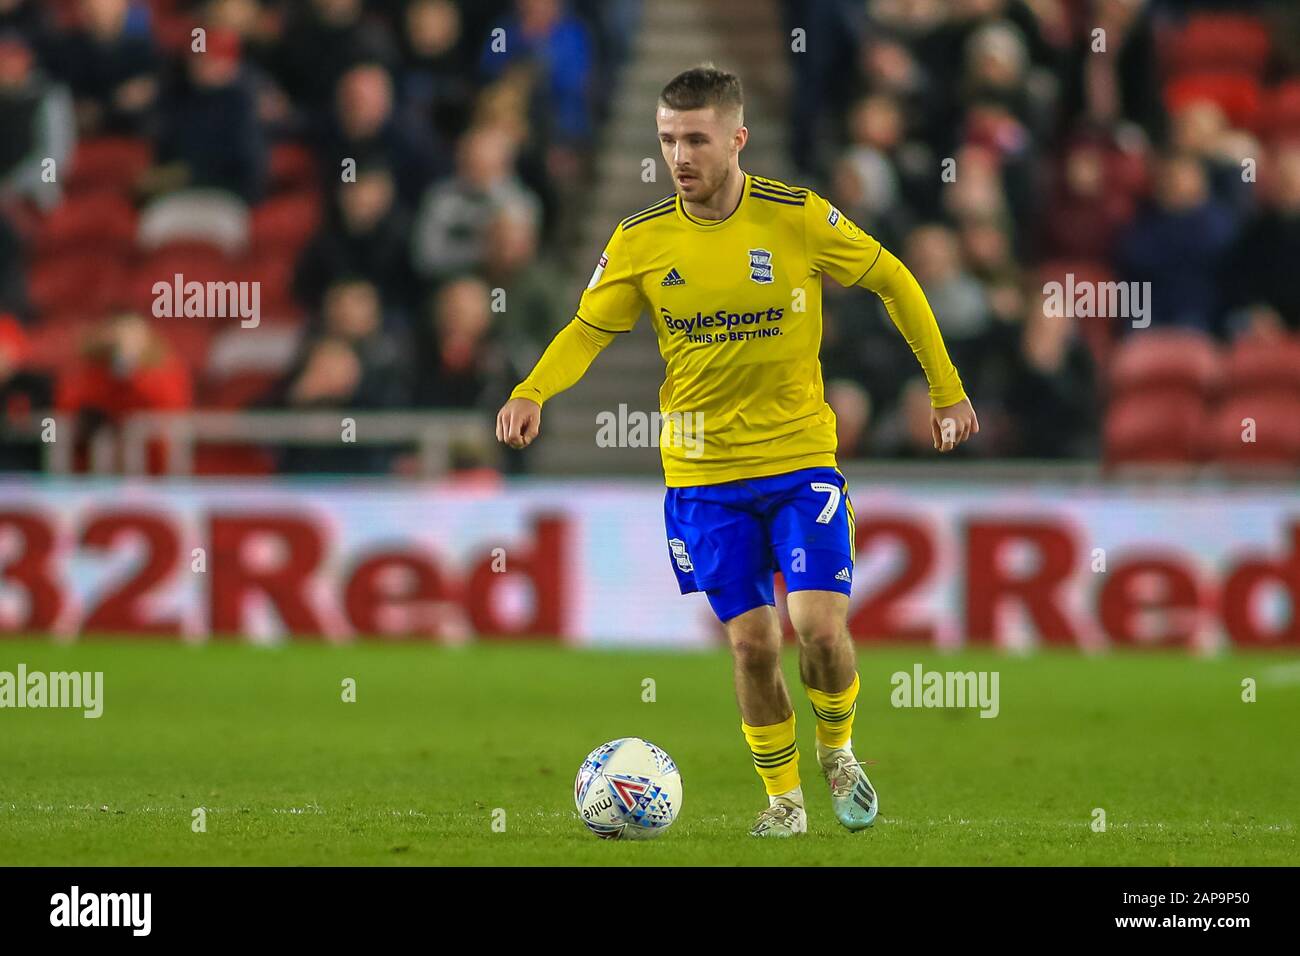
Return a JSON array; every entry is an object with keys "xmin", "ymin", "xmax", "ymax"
[
  {"xmin": 748, "ymin": 795, "xmax": 808, "ymax": 837},
  {"xmin": 818, "ymin": 742, "xmax": 878, "ymax": 830}
]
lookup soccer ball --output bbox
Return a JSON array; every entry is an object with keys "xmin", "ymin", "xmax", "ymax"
[{"xmin": 574, "ymin": 737, "xmax": 683, "ymax": 840}]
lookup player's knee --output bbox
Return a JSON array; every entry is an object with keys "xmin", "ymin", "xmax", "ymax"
[
  {"xmin": 730, "ymin": 635, "xmax": 780, "ymax": 673},
  {"xmin": 791, "ymin": 615, "xmax": 845, "ymax": 654},
  {"xmin": 727, "ymin": 618, "xmax": 781, "ymax": 673}
]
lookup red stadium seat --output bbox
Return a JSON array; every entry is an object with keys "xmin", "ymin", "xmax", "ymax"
[
  {"xmin": 34, "ymin": 192, "xmax": 138, "ymax": 256},
  {"xmin": 269, "ymin": 142, "xmax": 319, "ymax": 194},
  {"xmin": 1110, "ymin": 329, "xmax": 1222, "ymax": 400},
  {"xmin": 1224, "ymin": 335, "xmax": 1300, "ymax": 399},
  {"xmin": 198, "ymin": 371, "xmax": 282, "ymax": 409},
  {"xmin": 66, "ymin": 137, "xmax": 153, "ymax": 195},
  {"xmin": 1165, "ymin": 14, "xmax": 1271, "ymax": 77},
  {"xmin": 147, "ymin": 238, "xmax": 240, "ymax": 268},
  {"xmin": 142, "ymin": 0, "xmax": 197, "ymax": 53},
  {"xmin": 1207, "ymin": 392, "xmax": 1300, "ymax": 467},
  {"xmin": 153, "ymin": 322, "xmax": 215, "ymax": 372},
  {"xmin": 1262, "ymin": 81, "xmax": 1300, "ymax": 140},
  {"xmin": 235, "ymin": 252, "xmax": 297, "ymax": 315},
  {"xmin": 238, "ymin": 302, "xmax": 305, "ymax": 326},
  {"xmin": 193, "ymin": 445, "xmax": 278, "ymax": 475},
  {"xmin": 127, "ymin": 250, "xmax": 243, "ymax": 315},
  {"xmin": 1104, "ymin": 389, "xmax": 1207, "ymax": 465},
  {"xmin": 23, "ymin": 314, "xmax": 98, "ymax": 371},
  {"xmin": 250, "ymin": 193, "xmax": 322, "ymax": 255},
  {"xmin": 34, "ymin": 306, "xmax": 107, "ymax": 330},
  {"xmin": 29, "ymin": 255, "xmax": 126, "ymax": 317},
  {"xmin": 1164, "ymin": 72, "xmax": 1263, "ymax": 130}
]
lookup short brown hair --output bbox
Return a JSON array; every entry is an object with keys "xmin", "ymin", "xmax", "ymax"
[{"xmin": 658, "ymin": 64, "xmax": 743, "ymax": 121}]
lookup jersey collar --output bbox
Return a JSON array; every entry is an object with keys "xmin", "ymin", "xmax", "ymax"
[{"xmin": 676, "ymin": 172, "xmax": 749, "ymax": 230}]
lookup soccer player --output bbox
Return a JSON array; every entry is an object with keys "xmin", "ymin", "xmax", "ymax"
[{"xmin": 496, "ymin": 66, "xmax": 978, "ymax": 836}]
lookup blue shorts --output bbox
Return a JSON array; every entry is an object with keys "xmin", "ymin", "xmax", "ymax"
[{"xmin": 664, "ymin": 466, "xmax": 856, "ymax": 623}]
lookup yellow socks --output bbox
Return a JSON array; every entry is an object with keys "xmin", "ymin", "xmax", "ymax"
[
  {"xmin": 741, "ymin": 712, "xmax": 800, "ymax": 796},
  {"xmin": 806, "ymin": 672, "xmax": 859, "ymax": 749},
  {"xmin": 741, "ymin": 674, "xmax": 859, "ymax": 796}
]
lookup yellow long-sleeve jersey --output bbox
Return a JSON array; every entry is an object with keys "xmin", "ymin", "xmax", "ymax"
[{"xmin": 509, "ymin": 172, "xmax": 967, "ymax": 487}]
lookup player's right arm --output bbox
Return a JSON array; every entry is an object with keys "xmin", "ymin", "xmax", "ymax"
[{"xmin": 497, "ymin": 224, "xmax": 644, "ymax": 449}]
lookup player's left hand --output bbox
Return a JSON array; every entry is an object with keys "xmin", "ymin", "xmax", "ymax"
[{"xmin": 931, "ymin": 398, "xmax": 979, "ymax": 453}]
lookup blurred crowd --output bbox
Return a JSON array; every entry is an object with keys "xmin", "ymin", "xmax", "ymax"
[
  {"xmin": 0, "ymin": 0, "xmax": 634, "ymax": 473},
  {"xmin": 795, "ymin": 0, "xmax": 1300, "ymax": 462},
  {"xmin": 1, "ymin": 0, "xmax": 1298, "ymax": 475}
]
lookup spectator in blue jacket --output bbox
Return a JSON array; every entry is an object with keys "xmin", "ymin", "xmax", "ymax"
[
  {"xmin": 479, "ymin": 0, "xmax": 593, "ymax": 147},
  {"xmin": 1115, "ymin": 153, "xmax": 1238, "ymax": 336}
]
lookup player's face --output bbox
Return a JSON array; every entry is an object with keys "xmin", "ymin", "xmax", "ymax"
[{"xmin": 656, "ymin": 106, "xmax": 743, "ymax": 203}]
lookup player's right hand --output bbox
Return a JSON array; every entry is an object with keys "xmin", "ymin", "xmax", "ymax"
[{"xmin": 496, "ymin": 398, "xmax": 542, "ymax": 449}]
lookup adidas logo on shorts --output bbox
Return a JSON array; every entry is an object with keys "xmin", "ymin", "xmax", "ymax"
[
  {"xmin": 661, "ymin": 268, "xmax": 686, "ymax": 286},
  {"xmin": 835, "ymin": 567, "xmax": 852, "ymax": 583}
]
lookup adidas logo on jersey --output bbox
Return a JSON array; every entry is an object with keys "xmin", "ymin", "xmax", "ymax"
[
  {"xmin": 835, "ymin": 567, "xmax": 852, "ymax": 583},
  {"xmin": 661, "ymin": 268, "xmax": 686, "ymax": 286}
]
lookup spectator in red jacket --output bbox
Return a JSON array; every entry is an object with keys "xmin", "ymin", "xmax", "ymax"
[
  {"xmin": 0, "ymin": 312, "xmax": 51, "ymax": 469},
  {"xmin": 1039, "ymin": 135, "xmax": 1136, "ymax": 261},
  {"xmin": 56, "ymin": 313, "xmax": 191, "ymax": 417},
  {"xmin": 54, "ymin": 313, "xmax": 192, "ymax": 472}
]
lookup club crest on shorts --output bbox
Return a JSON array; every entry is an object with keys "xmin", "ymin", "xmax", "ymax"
[
  {"xmin": 668, "ymin": 537, "xmax": 694, "ymax": 572},
  {"xmin": 748, "ymin": 248, "xmax": 774, "ymax": 284}
]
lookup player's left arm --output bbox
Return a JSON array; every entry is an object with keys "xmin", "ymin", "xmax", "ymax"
[
  {"xmin": 858, "ymin": 247, "xmax": 978, "ymax": 452},
  {"xmin": 805, "ymin": 193, "xmax": 978, "ymax": 452}
]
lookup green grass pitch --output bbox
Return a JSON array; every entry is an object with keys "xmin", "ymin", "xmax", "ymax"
[{"xmin": 0, "ymin": 639, "xmax": 1296, "ymax": 865}]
